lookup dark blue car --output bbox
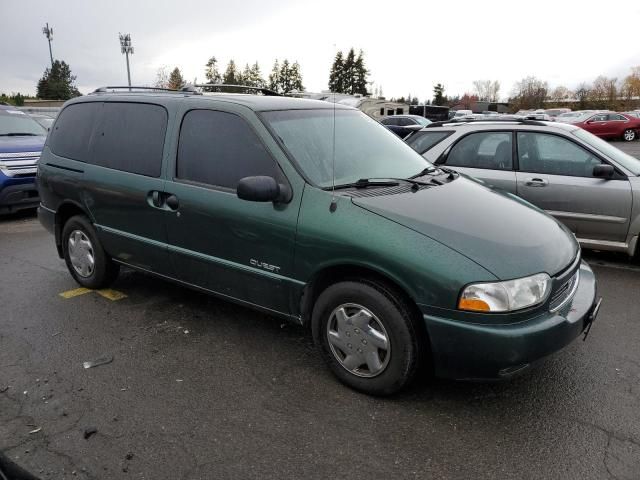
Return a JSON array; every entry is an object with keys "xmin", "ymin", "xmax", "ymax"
[{"xmin": 0, "ymin": 105, "xmax": 46, "ymax": 213}]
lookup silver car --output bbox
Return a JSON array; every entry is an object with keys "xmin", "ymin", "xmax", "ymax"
[{"xmin": 406, "ymin": 119, "xmax": 640, "ymax": 257}]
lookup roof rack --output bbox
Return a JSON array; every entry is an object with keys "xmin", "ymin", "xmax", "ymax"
[
  {"xmin": 192, "ymin": 84, "xmax": 281, "ymax": 96},
  {"xmin": 426, "ymin": 117, "xmax": 547, "ymax": 128},
  {"xmin": 90, "ymin": 84, "xmax": 281, "ymax": 97},
  {"xmin": 90, "ymin": 86, "xmax": 202, "ymax": 95}
]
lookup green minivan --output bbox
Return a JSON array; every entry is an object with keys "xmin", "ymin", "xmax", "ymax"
[{"xmin": 37, "ymin": 88, "xmax": 601, "ymax": 395}]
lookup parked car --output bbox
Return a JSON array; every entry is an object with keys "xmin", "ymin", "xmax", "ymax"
[
  {"xmin": 544, "ymin": 108, "xmax": 571, "ymax": 120},
  {"xmin": 38, "ymin": 89, "xmax": 599, "ymax": 395},
  {"xmin": 29, "ymin": 113, "xmax": 55, "ymax": 131},
  {"xmin": 0, "ymin": 105, "xmax": 46, "ymax": 213},
  {"xmin": 624, "ymin": 111, "xmax": 640, "ymax": 119},
  {"xmin": 405, "ymin": 118, "xmax": 640, "ymax": 256},
  {"xmin": 571, "ymin": 112, "xmax": 640, "ymax": 141}
]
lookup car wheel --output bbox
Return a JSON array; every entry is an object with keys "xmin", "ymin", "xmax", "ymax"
[
  {"xmin": 623, "ymin": 129, "xmax": 636, "ymax": 142},
  {"xmin": 311, "ymin": 280, "xmax": 423, "ymax": 395},
  {"xmin": 62, "ymin": 215, "xmax": 119, "ymax": 289}
]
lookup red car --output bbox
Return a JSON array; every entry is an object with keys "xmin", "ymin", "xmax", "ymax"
[{"xmin": 573, "ymin": 112, "xmax": 640, "ymax": 142}]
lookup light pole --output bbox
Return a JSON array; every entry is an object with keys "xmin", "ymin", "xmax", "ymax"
[
  {"xmin": 119, "ymin": 33, "xmax": 134, "ymax": 89},
  {"xmin": 42, "ymin": 23, "xmax": 54, "ymax": 68}
]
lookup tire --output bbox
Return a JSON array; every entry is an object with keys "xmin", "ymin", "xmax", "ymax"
[
  {"xmin": 311, "ymin": 280, "xmax": 424, "ymax": 395},
  {"xmin": 623, "ymin": 129, "xmax": 636, "ymax": 142},
  {"xmin": 61, "ymin": 215, "xmax": 119, "ymax": 289}
]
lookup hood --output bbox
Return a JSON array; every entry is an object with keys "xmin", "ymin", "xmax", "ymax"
[
  {"xmin": 0, "ymin": 135, "xmax": 46, "ymax": 154},
  {"xmin": 351, "ymin": 177, "xmax": 578, "ymax": 279}
]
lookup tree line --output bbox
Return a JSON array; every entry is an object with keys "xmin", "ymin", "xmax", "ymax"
[{"xmin": 156, "ymin": 57, "xmax": 305, "ymax": 94}]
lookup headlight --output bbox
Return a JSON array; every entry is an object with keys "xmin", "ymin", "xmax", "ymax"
[{"xmin": 458, "ymin": 273, "xmax": 551, "ymax": 312}]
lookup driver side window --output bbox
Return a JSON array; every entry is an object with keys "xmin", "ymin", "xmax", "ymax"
[{"xmin": 517, "ymin": 132, "xmax": 602, "ymax": 177}]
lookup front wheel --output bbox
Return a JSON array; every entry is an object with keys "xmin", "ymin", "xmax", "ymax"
[
  {"xmin": 312, "ymin": 280, "xmax": 423, "ymax": 395},
  {"xmin": 623, "ymin": 129, "xmax": 636, "ymax": 142},
  {"xmin": 62, "ymin": 215, "xmax": 119, "ymax": 289}
]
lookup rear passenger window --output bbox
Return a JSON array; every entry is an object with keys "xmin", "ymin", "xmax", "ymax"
[
  {"xmin": 177, "ymin": 110, "xmax": 279, "ymax": 189},
  {"xmin": 92, "ymin": 103, "xmax": 167, "ymax": 177},
  {"xmin": 446, "ymin": 132, "xmax": 513, "ymax": 170},
  {"xmin": 49, "ymin": 102, "xmax": 101, "ymax": 162},
  {"xmin": 49, "ymin": 102, "xmax": 167, "ymax": 177}
]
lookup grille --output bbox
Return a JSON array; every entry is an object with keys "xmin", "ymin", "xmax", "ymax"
[
  {"xmin": 0, "ymin": 156, "xmax": 40, "ymax": 177},
  {"xmin": 550, "ymin": 269, "xmax": 580, "ymax": 312}
]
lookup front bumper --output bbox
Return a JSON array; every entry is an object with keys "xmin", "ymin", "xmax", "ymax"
[
  {"xmin": 0, "ymin": 175, "xmax": 39, "ymax": 213},
  {"xmin": 424, "ymin": 261, "xmax": 599, "ymax": 380}
]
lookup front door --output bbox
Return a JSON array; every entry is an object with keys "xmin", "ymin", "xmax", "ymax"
[
  {"xmin": 515, "ymin": 131, "xmax": 632, "ymax": 242},
  {"xmin": 442, "ymin": 130, "xmax": 517, "ymax": 194},
  {"xmin": 163, "ymin": 107, "xmax": 301, "ymax": 315}
]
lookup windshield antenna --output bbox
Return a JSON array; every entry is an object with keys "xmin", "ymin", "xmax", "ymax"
[{"xmin": 329, "ymin": 87, "xmax": 337, "ymax": 212}]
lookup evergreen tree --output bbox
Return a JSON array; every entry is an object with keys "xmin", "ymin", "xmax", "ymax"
[
  {"xmin": 353, "ymin": 50, "xmax": 369, "ymax": 95},
  {"xmin": 279, "ymin": 60, "xmax": 292, "ymax": 93},
  {"xmin": 167, "ymin": 67, "xmax": 185, "ymax": 90},
  {"xmin": 328, "ymin": 51, "xmax": 345, "ymax": 93},
  {"xmin": 249, "ymin": 62, "xmax": 265, "ymax": 88},
  {"xmin": 268, "ymin": 59, "xmax": 280, "ymax": 93},
  {"xmin": 433, "ymin": 83, "xmax": 446, "ymax": 106},
  {"xmin": 343, "ymin": 48, "xmax": 356, "ymax": 94},
  {"xmin": 204, "ymin": 56, "xmax": 222, "ymax": 84},
  {"xmin": 241, "ymin": 63, "xmax": 252, "ymax": 86},
  {"xmin": 223, "ymin": 60, "xmax": 240, "ymax": 84},
  {"xmin": 289, "ymin": 61, "xmax": 304, "ymax": 92},
  {"xmin": 36, "ymin": 60, "xmax": 80, "ymax": 100}
]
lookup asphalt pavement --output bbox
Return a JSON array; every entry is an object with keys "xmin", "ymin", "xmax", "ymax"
[{"xmin": 2, "ymin": 140, "xmax": 640, "ymax": 480}]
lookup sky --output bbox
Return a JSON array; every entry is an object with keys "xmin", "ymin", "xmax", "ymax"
[{"xmin": 1, "ymin": 0, "xmax": 640, "ymax": 101}]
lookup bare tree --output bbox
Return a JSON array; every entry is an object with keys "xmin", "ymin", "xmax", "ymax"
[
  {"xmin": 549, "ymin": 85, "xmax": 572, "ymax": 103},
  {"xmin": 574, "ymin": 82, "xmax": 591, "ymax": 109},
  {"xmin": 154, "ymin": 66, "xmax": 169, "ymax": 88},
  {"xmin": 510, "ymin": 76, "xmax": 548, "ymax": 110},
  {"xmin": 472, "ymin": 80, "xmax": 500, "ymax": 101}
]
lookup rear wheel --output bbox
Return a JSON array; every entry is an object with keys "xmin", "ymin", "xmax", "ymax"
[
  {"xmin": 623, "ymin": 129, "xmax": 636, "ymax": 142},
  {"xmin": 62, "ymin": 215, "xmax": 119, "ymax": 289},
  {"xmin": 312, "ymin": 280, "xmax": 423, "ymax": 395}
]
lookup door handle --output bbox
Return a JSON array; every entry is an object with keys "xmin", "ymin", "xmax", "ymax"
[
  {"xmin": 525, "ymin": 178, "xmax": 548, "ymax": 187},
  {"xmin": 147, "ymin": 190, "xmax": 163, "ymax": 208},
  {"xmin": 165, "ymin": 194, "xmax": 179, "ymax": 211}
]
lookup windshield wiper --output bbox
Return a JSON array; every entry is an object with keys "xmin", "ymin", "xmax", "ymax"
[
  {"xmin": 0, "ymin": 133, "xmax": 39, "ymax": 136},
  {"xmin": 332, "ymin": 179, "xmax": 401, "ymax": 190}
]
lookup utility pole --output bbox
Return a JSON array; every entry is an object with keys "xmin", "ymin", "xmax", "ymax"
[
  {"xmin": 119, "ymin": 33, "xmax": 134, "ymax": 89},
  {"xmin": 42, "ymin": 23, "xmax": 54, "ymax": 68}
]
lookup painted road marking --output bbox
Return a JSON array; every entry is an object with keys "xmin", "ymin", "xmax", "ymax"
[
  {"xmin": 59, "ymin": 287, "xmax": 92, "ymax": 299},
  {"xmin": 59, "ymin": 288, "xmax": 127, "ymax": 301},
  {"xmin": 96, "ymin": 289, "xmax": 128, "ymax": 301}
]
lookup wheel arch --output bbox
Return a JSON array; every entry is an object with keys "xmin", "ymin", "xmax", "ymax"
[
  {"xmin": 54, "ymin": 200, "xmax": 90, "ymax": 258},
  {"xmin": 298, "ymin": 263, "xmax": 422, "ymax": 328}
]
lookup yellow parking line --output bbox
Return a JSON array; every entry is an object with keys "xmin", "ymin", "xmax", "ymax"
[
  {"xmin": 96, "ymin": 289, "xmax": 127, "ymax": 301},
  {"xmin": 59, "ymin": 287, "xmax": 92, "ymax": 299}
]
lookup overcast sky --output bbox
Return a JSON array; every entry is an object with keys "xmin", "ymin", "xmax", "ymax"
[{"xmin": 1, "ymin": 0, "xmax": 639, "ymax": 101}]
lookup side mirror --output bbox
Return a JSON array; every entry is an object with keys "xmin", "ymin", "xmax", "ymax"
[
  {"xmin": 593, "ymin": 164, "xmax": 614, "ymax": 179},
  {"xmin": 237, "ymin": 176, "xmax": 291, "ymax": 203}
]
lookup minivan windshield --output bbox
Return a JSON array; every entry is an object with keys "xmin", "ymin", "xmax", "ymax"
[
  {"xmin": 262, "ymin": 109, "xmax": 430, "ymax": 187},
  {"xmin": 573, "ymin": 128, "xmax": 640, "ymax": 175},
  {"xmin": 0, "ymin": 111, "xmax": 47, "ymax": 136}
]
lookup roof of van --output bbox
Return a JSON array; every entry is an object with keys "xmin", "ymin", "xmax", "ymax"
[{"xmin": 76, "ymin": 92, "xmax": 354, "ymax": 112}]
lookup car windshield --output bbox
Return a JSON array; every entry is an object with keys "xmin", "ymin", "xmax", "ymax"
[
  {"xmin": 573, "ymin": 128, "xmax": 640, "ymax": 175},
  {"xmin": 0, "ymin": 111, "xmax": 47, "ymax": 136},
  {"xmin": 262, "ymin": 109, "xmax": 430, "ymax": 187}
]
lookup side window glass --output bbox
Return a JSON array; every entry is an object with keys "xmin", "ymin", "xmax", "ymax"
[
  {"xmin": 517, "ymin": 132, "xmax": 601, "ymax": 177},
  {"xmin": 49, "ymin": 102, "xmax": 102, "ymax": 162},
  {"xmin": 447, "ymin": 132, "xmax": 512, "ymax": 170},
  {"xmin": 177, "ymin": 110, "xmax": 279, "ymax": 189},
  {"xmin": 92, "ymin": 102, "xmax": 167, "ymax": 177},
  {"xmin": 408, "ymin": 131, "xmax": 453, "ymax": 154},
  {"xmin": 592, "ymin": 114, "xmax": 607, "ymax": 122}
]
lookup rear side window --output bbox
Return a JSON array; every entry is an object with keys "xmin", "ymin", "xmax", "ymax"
[
  {"xmin": 177, "ymin": 110, "xmax": 278, "ymax": 189},
  {"xmin": 49, "ymin": 103, "xmax": 101, "ymax": 162},
  {"xmin": 49, "ymin": 102, "xmax": 167, "ymax": 177},
  {"xmin": 408, "ymin": 131, "xmax": 453, "ymax": 154},
  {"xmin": 446, "ymin": 132, "xmax": 513, "ymax": 170},
  {"xmin": 92, "ymin": 103, "xmax": 167, "ymax": 177}
]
